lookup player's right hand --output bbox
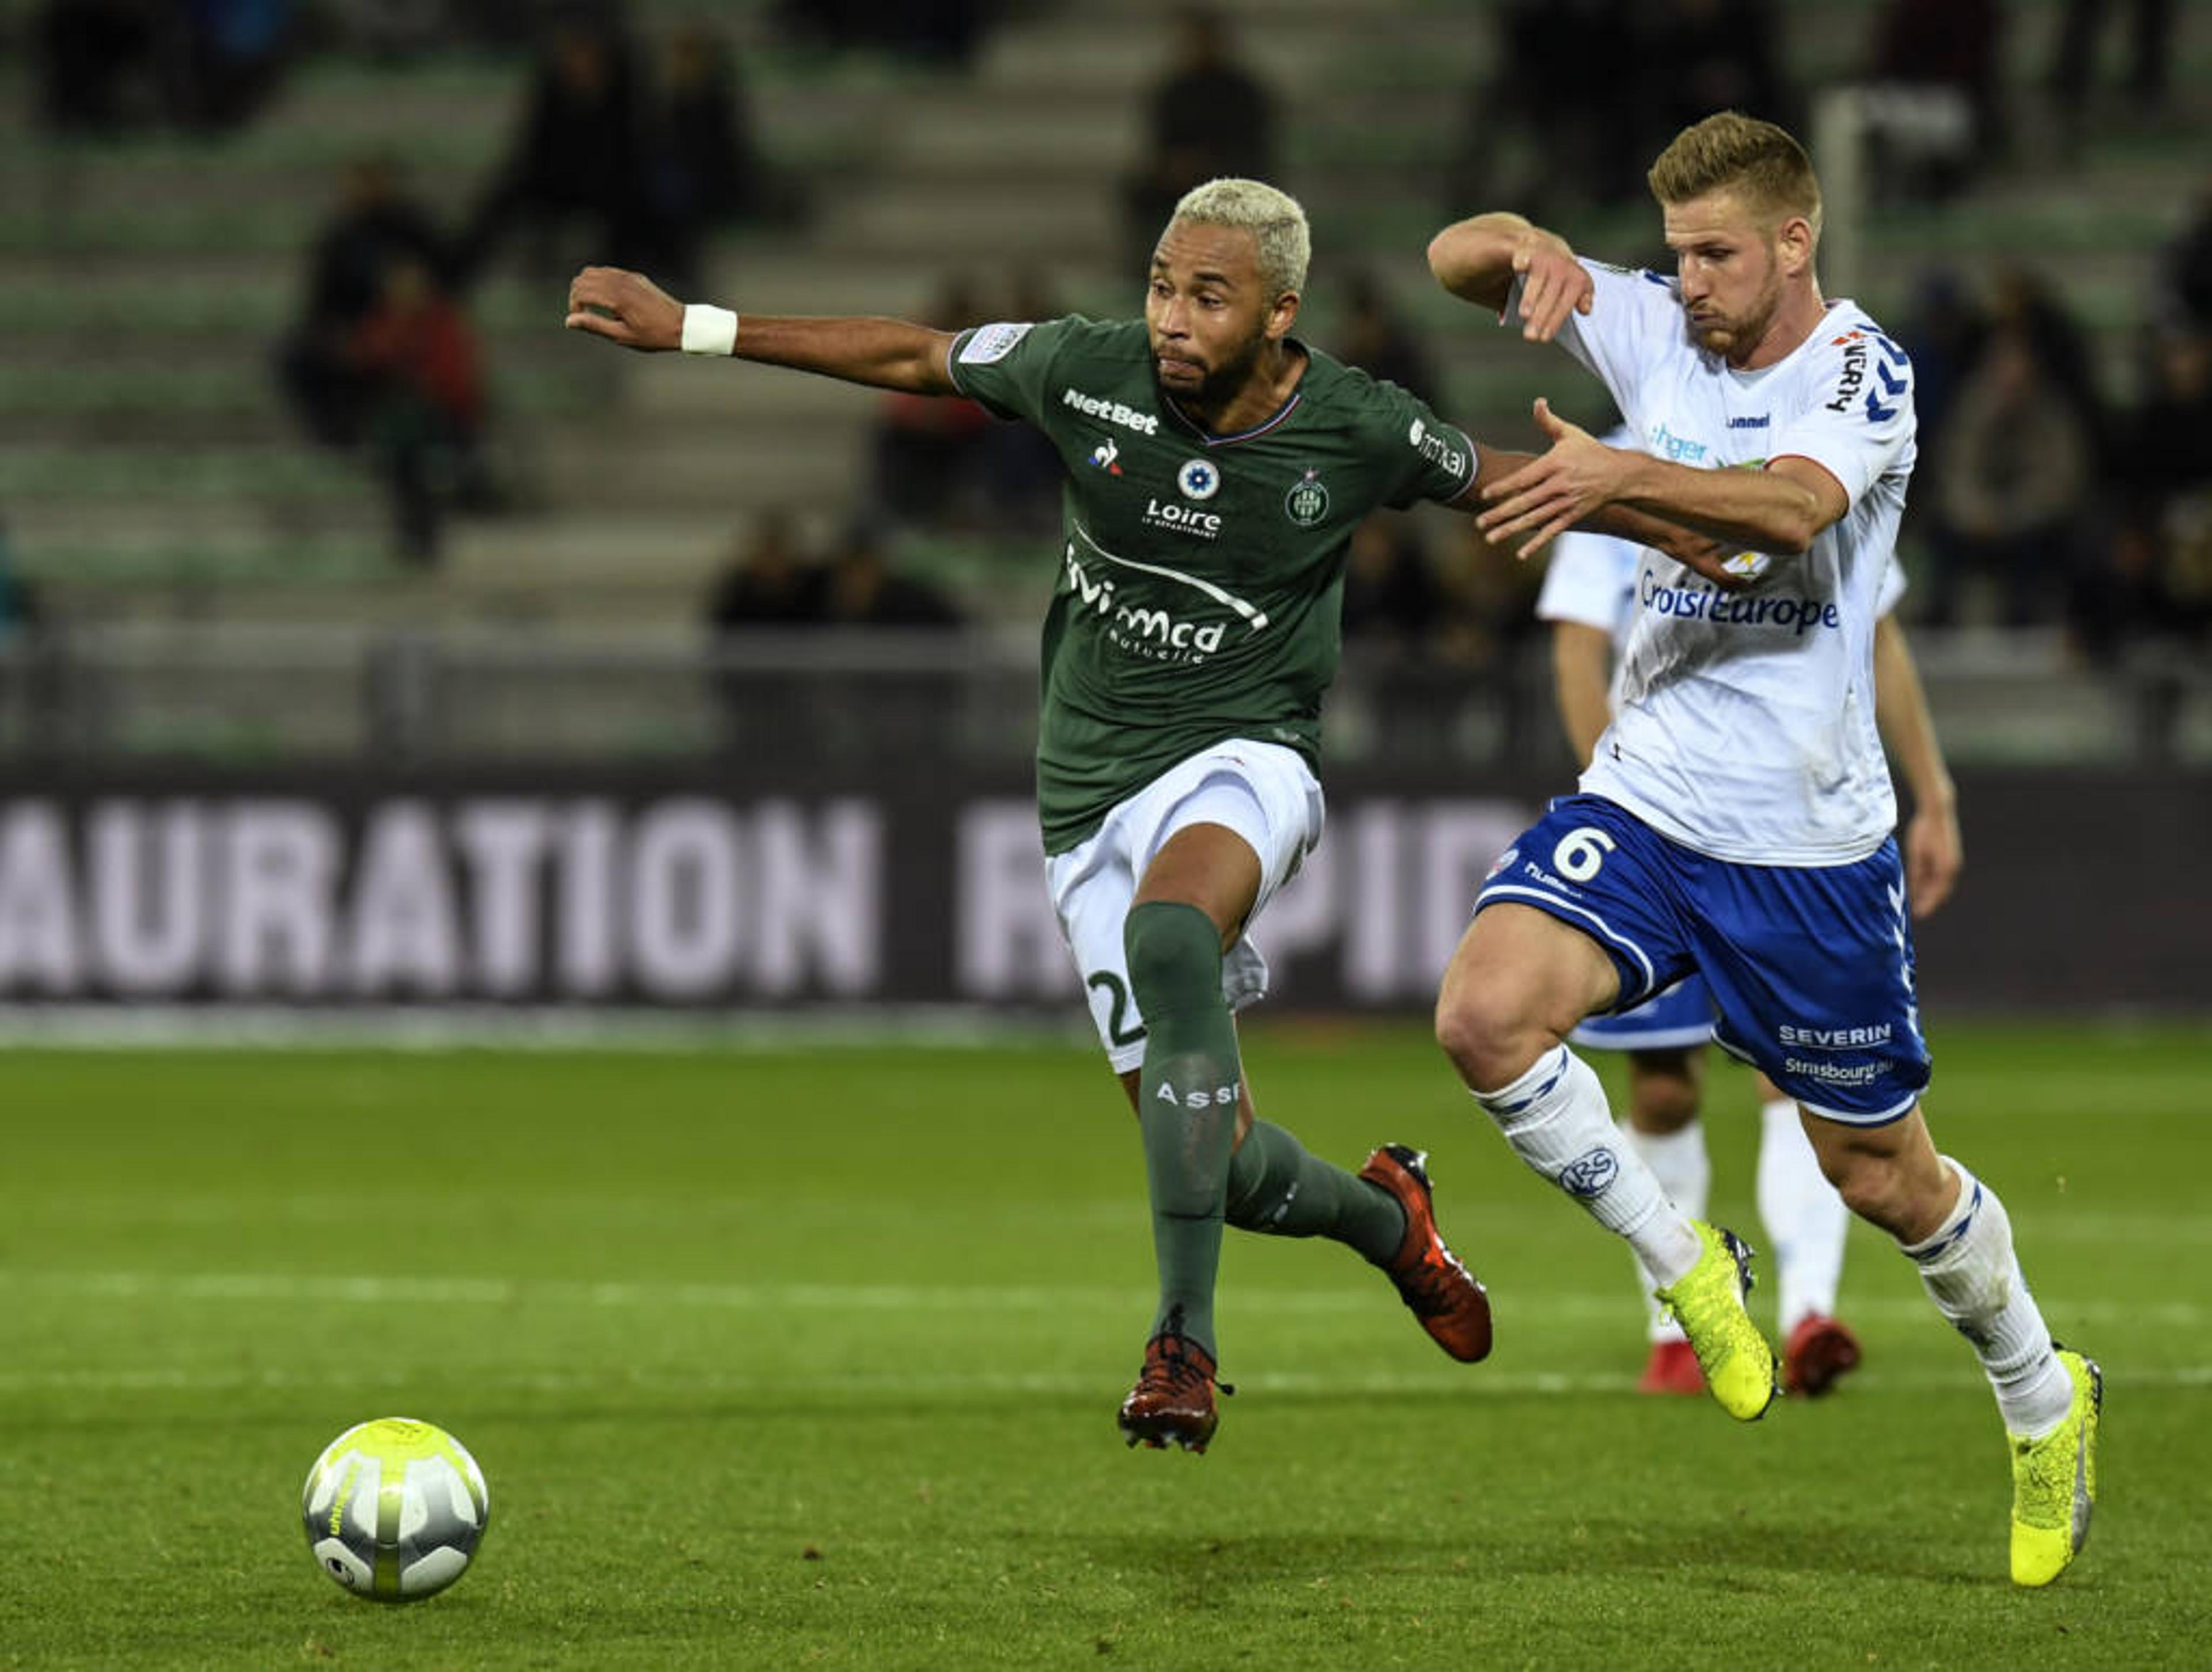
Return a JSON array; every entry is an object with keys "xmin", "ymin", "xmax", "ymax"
[
  {"xmin": 1512, "ymin": 236, "xmax": 1592, "ymax": 343},
  {"xmin": 565, "ymin": 266, "xmax": 684, "ymax": 352}
]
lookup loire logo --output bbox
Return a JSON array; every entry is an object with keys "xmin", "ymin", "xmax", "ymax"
[
  {"xmin": 1144, "ymin": 498, "xmax": 1222, "ymax": 540},
  {"xmin": 1283, "ymin": 468, "xmax": 1330, "ymax": 527},
  {"xmin": 1176, "ymin": 458, "xmax": 1221, "ymax": 501},
  {"xmin": 1061, "ymin": 386, "xmax": 1160, "ymax": 436}
]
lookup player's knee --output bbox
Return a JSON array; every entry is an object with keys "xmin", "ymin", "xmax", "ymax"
[
  {"xmin": 1434, "ymin": 974, "xmax": 1542, "ymax": 1091},
  {"xmin": 1824, "ymin": 1147, "xmax": 1918, "ymax": 1235},
  {"xmin": 1122, "ymin": 900, "xmax": 1222, "ymax": 1016}
]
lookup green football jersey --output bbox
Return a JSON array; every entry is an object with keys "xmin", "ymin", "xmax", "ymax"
[{"xmin": 947, "ymin": 315, "xmax": 1480, "ymax": 853}]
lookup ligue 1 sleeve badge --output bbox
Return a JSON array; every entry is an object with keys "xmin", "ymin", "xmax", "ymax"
[{"xmin": 1283, "ymin": 468, "xmax": 1330, "ymax": 527}]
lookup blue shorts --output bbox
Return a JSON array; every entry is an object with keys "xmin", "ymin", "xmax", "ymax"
[
  {"xmin": 1476, "ymin": 795, "xmax": 1931, "ymax": 1123},
  {"xmin": 1571, "ymin": 974, "xmax": 1715, "ymax": 1052}
]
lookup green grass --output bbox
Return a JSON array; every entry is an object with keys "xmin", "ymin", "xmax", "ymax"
[{"xmin": 2, "ymin": 1020, "xmax": 2206, "ymax": 1669}]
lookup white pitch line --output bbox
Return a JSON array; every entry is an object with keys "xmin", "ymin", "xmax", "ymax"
[{"xmin": 0, "ymin": 1270, "xmax": 2203, "ymax": 1329}]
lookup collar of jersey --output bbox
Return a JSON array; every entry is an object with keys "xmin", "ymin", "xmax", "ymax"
[{"xmin": 1162, "ymin": 342, "xmax": 1310, "ymax": 446}]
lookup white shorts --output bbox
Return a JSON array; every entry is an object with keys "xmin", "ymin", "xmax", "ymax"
[{"xmin": 1044, "ymin": 739, "xmax": 1324, "ymax": 1073}]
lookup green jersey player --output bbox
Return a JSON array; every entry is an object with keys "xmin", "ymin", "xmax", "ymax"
[{"xmin": 567, "ymin": 177, "xmax": 1721, "ymax": 1454}]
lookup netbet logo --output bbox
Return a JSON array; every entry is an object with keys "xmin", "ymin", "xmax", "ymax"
[{"xmin": 1062, "ymin": 386, "xmax": 1159, "ymax": 436}]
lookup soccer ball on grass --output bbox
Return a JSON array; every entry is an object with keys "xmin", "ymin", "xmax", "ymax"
[{"xmin": 301, "ymin": 1417, "xmax": 489, "ymax": 1602}]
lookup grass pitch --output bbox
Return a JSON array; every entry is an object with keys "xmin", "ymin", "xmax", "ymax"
[{"xmin": 2, "ymin": 1020, "xmax": 2207, "ymax": 1669}]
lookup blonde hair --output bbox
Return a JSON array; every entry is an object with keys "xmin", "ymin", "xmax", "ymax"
[
  {"xmin": 1647, "ymin": 111, "xmax": 1823, "ymax": 242},
  {"xmin": 1169, "ymin": 177, "xmax": 1310, "ymax": 298}
]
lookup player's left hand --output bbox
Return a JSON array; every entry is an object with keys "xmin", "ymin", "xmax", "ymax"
[
  {"xmin": 1476, "ymin": 398, "xmax": 1619, "ymax": 558},
  {"xmin": 1903, "ymin": 797, "xmax": 1963, "ymax": 918},
  {"xmin": 565, "ymin": 266, "xmax": 684, "ymax": 352}
]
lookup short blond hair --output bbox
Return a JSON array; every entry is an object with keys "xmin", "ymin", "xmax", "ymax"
[
  {"xmin": 1169, "ymin": 176, "xmax": 1310, "ymax": 298},
  {"xmin": 1648, "ymin": 112, "xmax": 1822, "ymax": 242}
]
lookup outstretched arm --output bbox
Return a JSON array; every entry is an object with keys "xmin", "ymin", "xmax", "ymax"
[
  {"xmin": 1427, "ymin": 212, "xmax": 1590, "ymax": 343},
  {"xmin": 1478, "ymin": 399, "xmax": 1844, "ymax": 561},
  {"xmin": 565, "ymin": 266, "xmax": 961, "ymax": 396},
  {"xmin": 1453, "ymin": 444, "xmax": 1751, "ymax": 590},
  {"xmin": 1872, "ymin": 613, "xmax": 1962, "ymax": 918}
]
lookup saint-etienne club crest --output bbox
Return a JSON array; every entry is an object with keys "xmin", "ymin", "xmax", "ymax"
[{"xmin": 1283, "ymin": 468, "xmax": 1330, "ymax": 527}]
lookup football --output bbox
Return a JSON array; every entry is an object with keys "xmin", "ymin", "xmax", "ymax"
[{"xmin": 301, "ymin": 1417, "xmax": 490, "ymax": 1603}]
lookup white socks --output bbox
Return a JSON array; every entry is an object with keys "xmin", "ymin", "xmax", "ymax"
[
  {"xmin": 1903, "ymin": 1156, "xmax": 2073, "ymax": 1438},
  {"xmin": 1623, "ymin": 1118, "xmax": 1707, "ymax": 1341},
  {"xmin": 1473, "ymin": 1046, "xmax": 1702, "ymax": 1287},
  {"xmin": 1758, "ymin": 1096, "xmax": 1850, "ymax": 1334}
]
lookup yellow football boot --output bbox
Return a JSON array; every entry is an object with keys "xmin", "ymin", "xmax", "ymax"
[
  {"xmin": 1654, "ymin": 1222, "xmax": 1780, "ymax": 1421},
  {"xmin": 2009, "ymin": 1347, "xmax": 2102, "ymax": 1587}
]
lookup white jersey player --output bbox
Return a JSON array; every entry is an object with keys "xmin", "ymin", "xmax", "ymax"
[
  {"xmin": 1428, "ymin": 112, "xmax": 2098, "ymax": 1588},
  {"xmin": 1539, "ymin": 501, "xmax": 1952, "ymax": 1398}
]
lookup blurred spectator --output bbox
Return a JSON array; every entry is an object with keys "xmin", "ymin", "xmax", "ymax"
[
  {"xmin": 1637, "ymin": 0, "xmax": 1793, "ymax": 158},
  {"xmin": 1445, "ymin": 1, "xmax": 1639, "ymax": 218},
  {"xmin": 35, "ymin": 0, "xmax": 294, "ymax": 135},
  {"xmin": 179, "ymin": 0, "xmax": 294, "ymax": 131},
  {"xmin": 1863, "ymin": 0, "xmax": 2003, "ymax": 199},
  {"xmin": 2046, "ymin": 0, "xmax": 2175, "ymax": 133},
  {"xmin": 461, "ymin": 18, "xmax": 666, "ymax": 283},
  {"xmin": 1338, "ymin": 270, "xmax": 1440, "ymax": 407},
  {"xmin": 645, "ymin": 23, "xmax": 794, "ymax": 293},
  {"xmin": 1984, "ymin": 267, "xmax": 2108, "ymax": 460},
  {"xmin": 2074, "ymin": 328, "xmax": 2212, "ymax": 659},
  {"xmin": 349, "ymin": 255, "xmax": 495, "ymax": 563},
  {"xmin": 1929, "ymin": 324, "xmax": 2096, "ymax": 627},
  {"xmin": 706, "ymin": 510, "xmax": 830, "ymax": 631},
  {"xmin": 1123, "ymin": 8, "xmax": 1278, "ymax": 263},
  {"xmin": 34, "ymin": 0, "xmax": 172, "ymax": 134},
  {"xmin": 871, "ymin": 275, "xmax": 993, "ymax": 525},
  {"xmin": 823, "ymin": 525, "xmax": 964, "ymax": 628},
  {"xmin": 1340, "ymin": 516, "xmax": 1445, "ymax": 647},
  {"xmin": 2154, "ymin": 179, "xmax": 2212, "ymax": 335},
  {"xmin": 1892, "ymin": 267, "xmax": 1987, "ymax": 581},
  {"xmin": 279, "ymin": 155, "xmax": 460, "ymax": 449},
  {"xmin": 703, "ymin": 510, "xmax": 828, "ymax": 756},
  {"xmin": 1434, "ymin": 514, "xmax": 1545, "ymax": 667},
  {"xmin": 775, "ymin": 0, "xmax": 989, "ymax": 65}
]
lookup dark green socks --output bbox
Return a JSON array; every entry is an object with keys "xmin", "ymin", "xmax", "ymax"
[
  {"xmin": 1224, "ymin": 1119, "xmax": 1407, "ymax": 1266},
  {"xmin": 1126, "ymin": 901, "xmax": 1241, "ymax": 1359}
]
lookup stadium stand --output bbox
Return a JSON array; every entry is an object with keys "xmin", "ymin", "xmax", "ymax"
[{"xmin": 0, "ymin": 0, "xmax": 2206, "ymax": 754}]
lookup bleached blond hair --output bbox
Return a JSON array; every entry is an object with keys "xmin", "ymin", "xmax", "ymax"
[{"xmin": 1168, "ymin": 177, "xmax": 1310, "ymax": 299}]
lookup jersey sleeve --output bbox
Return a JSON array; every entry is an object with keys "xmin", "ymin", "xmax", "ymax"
[
  {"xmin": 1364, "ymin": 379, "xmax": 1480, "ymax": 509},
  {"xmin": 943, "ymin": 316, "xmax": 1078, "ymax": 423},
  {"xmin": 1767, "ymin": 328, "xmax": 1916, "ymax": 507},
  {"xmin": 1536, "ymin": 530, "xmax": 1638, "ymax": 635},
  {"xmin": 1509, "ymin": 260, "xmax": 1685, "ymax": 416}
]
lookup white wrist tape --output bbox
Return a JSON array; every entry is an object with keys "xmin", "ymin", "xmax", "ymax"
[{"xmin": 680, "ymin": 304, "xmax": 738, "ymax": 356}]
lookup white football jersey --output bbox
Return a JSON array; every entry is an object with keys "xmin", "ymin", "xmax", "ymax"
[{"xmin": 1513, "ymin": 261, "xmax": 1918, "ymax": 864}]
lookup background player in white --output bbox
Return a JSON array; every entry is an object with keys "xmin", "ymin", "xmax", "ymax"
[
  {"xmin": 1540, "ymin": 493, "xmax": 1963, "ymax": 1398},
  {"xmin": 1426, "ymin": 112, "xmax": 2099, "ymax": 1586}
]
